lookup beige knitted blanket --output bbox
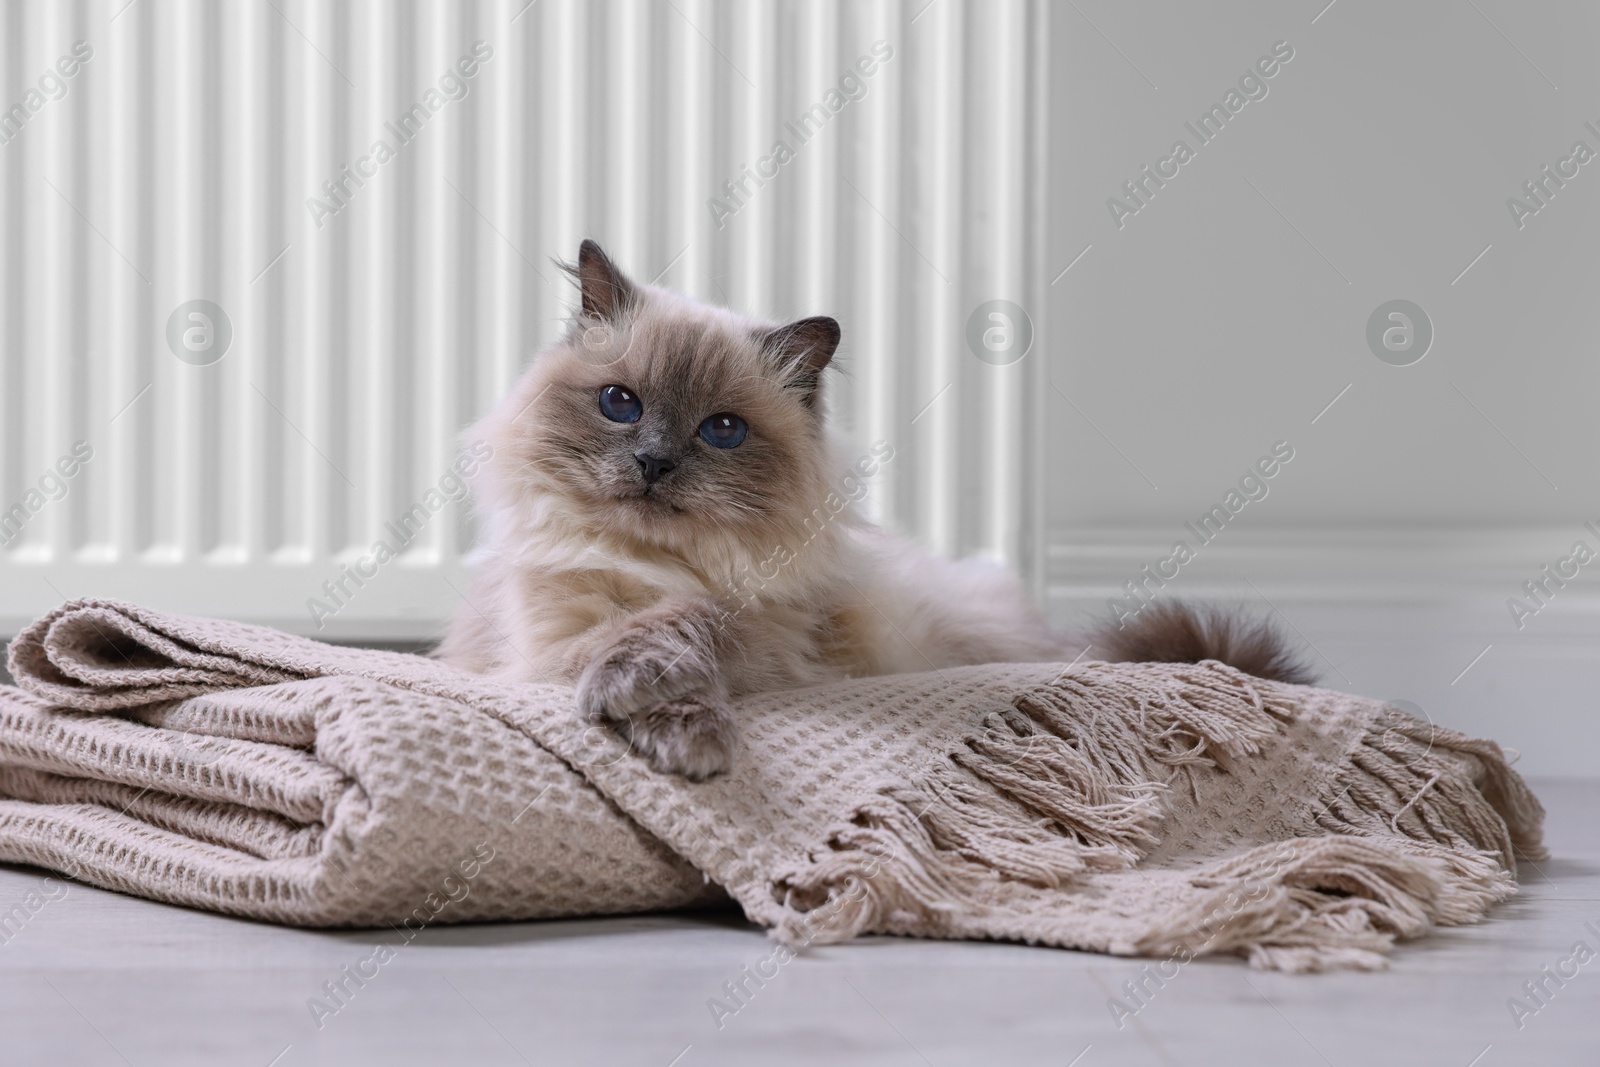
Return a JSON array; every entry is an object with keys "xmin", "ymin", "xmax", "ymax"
[{"xmin": 0, "ymin": 599, "xmax": 1544, "ymax": 971}]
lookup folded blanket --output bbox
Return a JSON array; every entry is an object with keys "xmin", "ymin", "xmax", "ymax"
[{"xmin": 0, "ymin": 599, "xmax": 1545, "ymax": 971}]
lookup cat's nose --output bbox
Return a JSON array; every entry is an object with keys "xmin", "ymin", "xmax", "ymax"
[{"xmin": 635, "ymin": 452, "xmax": 676, "ymax": 484}]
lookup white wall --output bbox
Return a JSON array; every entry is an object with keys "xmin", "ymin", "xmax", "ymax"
[{"xmin": 1045, "ymin": 0, "xmax": 1600, "ymax": 775}]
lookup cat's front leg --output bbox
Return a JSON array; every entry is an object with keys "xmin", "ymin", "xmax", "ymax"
[{"xmin": 574, "ymin": 597, "xmax": 737, "ymax": 778}]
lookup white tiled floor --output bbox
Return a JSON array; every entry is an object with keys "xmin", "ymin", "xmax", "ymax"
[{"xmin": 1, "ymin": 780, "xmax": 1595, "ymax": 1066}]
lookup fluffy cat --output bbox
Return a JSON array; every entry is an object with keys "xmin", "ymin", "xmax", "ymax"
[{"xmin": 435, "ymin": 241, "xmax": 1310, "ymax": 778}]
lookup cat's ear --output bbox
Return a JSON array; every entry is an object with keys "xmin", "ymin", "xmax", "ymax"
[
  {"xmin": 761, "ymin": 316, "xmax": 840, "ymax": 407},
  {"xmin": 572, "ymin": 239, "xmax": 637, "ymax": 322}
]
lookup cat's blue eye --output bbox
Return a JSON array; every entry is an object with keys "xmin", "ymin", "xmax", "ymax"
[
  {"xmin": 598, "ymin": 385, "xmax": 642, "ymax": 423},
  {"xmin": 699, "ymin": 413, "xmax": 747, "ymax": 449}
]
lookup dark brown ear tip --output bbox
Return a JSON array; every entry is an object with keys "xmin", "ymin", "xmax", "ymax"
[
  {"xmin": 763, "ymin": 315, "xmax": 843, "ymax": 380},
  {"xmin": 782, "ymin": 316, "xmax": 842, "ymax": 348},
  {"xmin": 573, "ymin": 240, "xmax": 635, "ymax": 322},
  {"xmin": 811, "ymin": 316, "xmax": 842, "ymax": 344}
]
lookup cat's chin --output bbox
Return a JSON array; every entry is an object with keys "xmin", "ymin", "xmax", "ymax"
[{"xmin": 613, "ymin": 490, "xmax": 686, "ymax": 517}]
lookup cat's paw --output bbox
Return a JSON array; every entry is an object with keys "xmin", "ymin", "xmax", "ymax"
[
  {"xmin": 576, "ymin": 623, "xmax": 718, "ymax": 721},
  {"xmin": 613, "ymin": 692, "xmax": 736, "ymax": 780}
]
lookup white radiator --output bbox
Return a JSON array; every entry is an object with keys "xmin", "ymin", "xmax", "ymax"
[{"xmin": 0, "ymin": 0, "xmax": 1048, "ymax": 640}]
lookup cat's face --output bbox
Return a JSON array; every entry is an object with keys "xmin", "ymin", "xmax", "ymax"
[{"xmin": 489, "ymin": 242, "xmax": 841, "ymax": 551}]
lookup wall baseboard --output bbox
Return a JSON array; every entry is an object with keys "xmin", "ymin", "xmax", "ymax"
[{"xmin": 1045, "ymin": 524, "xmax": 1600, "ymax": 626}]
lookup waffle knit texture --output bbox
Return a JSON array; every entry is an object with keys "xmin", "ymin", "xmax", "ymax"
[{"xmin": 0, "ymin": 599, "xmax": 1546, "ymax": 971}]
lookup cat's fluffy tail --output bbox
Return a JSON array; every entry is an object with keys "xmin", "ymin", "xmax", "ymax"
[{"xmin": 1088, "ymin": 601, "xmax": 1317, "ymax": 685}]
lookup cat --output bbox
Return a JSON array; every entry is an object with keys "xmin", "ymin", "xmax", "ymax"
[{"xmin": 435, "ymin": 240, "xmax": 1311, "ymax": 778}]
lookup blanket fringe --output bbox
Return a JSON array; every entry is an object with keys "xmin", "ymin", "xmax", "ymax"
[
  {"xmin": 1133, "ymin": 835, "xmax": 1516, "ymax": 973},
  {"xmin": 768, "ymin": 663, "xmax": 1542, "ymax": 972},
  {"xmin": 1314, "ymin": 706, "xmax": 1546, "ymax": 868}
]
